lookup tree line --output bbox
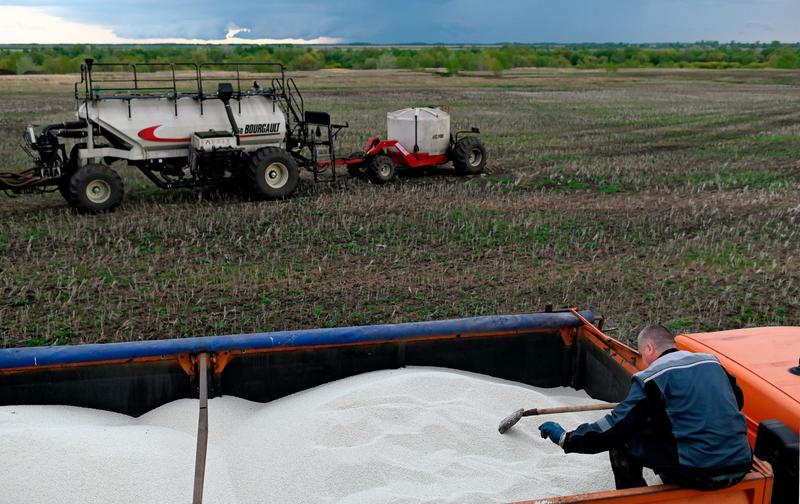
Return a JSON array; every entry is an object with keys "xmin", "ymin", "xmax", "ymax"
[{"xmin": 1, "ymin": 43, "xmax": 798, "ymax": 76}]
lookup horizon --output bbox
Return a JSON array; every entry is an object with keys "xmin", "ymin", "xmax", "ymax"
[{"xmin": 1, "ymin": 41, "xmax": 799, "ymax": 48}]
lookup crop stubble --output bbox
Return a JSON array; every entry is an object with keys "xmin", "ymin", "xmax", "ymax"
[{"xmin": 1, "ymin": 68, "xmax": 798, "ymax": 347}]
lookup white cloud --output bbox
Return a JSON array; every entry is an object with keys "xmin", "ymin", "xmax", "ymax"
[
  {"xmin": 0, "ymin": 6, "xmax": 342, "ymax": 44},
  {"xmin": 225, "ymin": 26, "xmax": 251, "ymax": 39}
]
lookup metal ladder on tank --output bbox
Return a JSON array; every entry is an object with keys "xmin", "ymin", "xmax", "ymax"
[
  {"xmin": 303, "ymin": 111, "xmax": 339, "ymax": 183},
  {"xmin": 275, "ymin": 78, "xmax": 342, "ymax": 183},
  {"xmin": 273, "ymin": 77, "xmax": 305, "ymax": 143}
]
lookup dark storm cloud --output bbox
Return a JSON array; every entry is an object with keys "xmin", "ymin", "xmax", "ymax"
[{"xmin": 4, "ymin": 0, "xmax": 799, "ymax": 42}]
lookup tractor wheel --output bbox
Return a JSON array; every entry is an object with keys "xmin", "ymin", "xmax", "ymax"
[
  {"xmin": 67, "ymin": 163, "xmax": 124, "ymax": 213},
  {"xmin": 58, "ymin": 177, "xmax": 74, "ymax": 204},
  {"xmin": 247, "ymin": 147, "xmax": 299, "ymax": 199},
  {"xmin": 452, "ymin": 136, "xmax": 487, "ymax": 175},
  {"xmin": 346, "ymin": 151, "xmax": 369, "ymax": 178},
  {"xmin": 59, "ymin": 143, "xmax": 85, "ymax": 204},
  {"xmin": 368, "ymin": 155, "xmax": 395, "ymax": 184}
]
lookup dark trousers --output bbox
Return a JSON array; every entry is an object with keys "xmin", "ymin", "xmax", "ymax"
[
  {"xmin": 609, "ymin": 448, "xmax": 647, "ymax": 489},
  {"xmin": 609, "ymin": 448, "xmax": 748, "ymax": 491}
]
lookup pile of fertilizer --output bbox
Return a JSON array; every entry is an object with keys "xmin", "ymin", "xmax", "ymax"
[{"xmin": 0, "ymin": 367, "xmax": 656, "ymax": 503}]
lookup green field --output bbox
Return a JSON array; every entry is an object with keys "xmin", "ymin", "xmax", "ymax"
[{"xmin": 1, "ymin": 67, "xmax": 799, "ymax": 348}]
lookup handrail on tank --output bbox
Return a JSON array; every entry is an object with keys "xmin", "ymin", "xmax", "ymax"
[
  {"xmin": 76, "ymin": 59, "xmax": 286, "ymax": 103},
  {"xmin": 197, "ymin": 62, "xmax": 286, "ymax": 100},
  {"xmin": 80, "ymin": 61, "xmax": 201, "ymax": 101},
  {"xmin": 196, "ymin": 62, "xmax": 286, "ymax": 114}
]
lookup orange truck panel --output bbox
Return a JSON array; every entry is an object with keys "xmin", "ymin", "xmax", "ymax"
[
  {"xmin": 676, "ymin": 327, "xmax": 800, "ymax": 445},
  {"xmin": 513, "ymin": 459, "xmax": 773, "ymax": 504}
]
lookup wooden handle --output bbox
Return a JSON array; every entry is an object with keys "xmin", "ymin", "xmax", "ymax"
[{"xmin": 522, "ymin": 402, "xmax": 618, "ymax": 417}]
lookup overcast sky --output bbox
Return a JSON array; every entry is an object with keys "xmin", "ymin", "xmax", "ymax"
[{"xmin": 0, "ymin": 1, "xmax": 798, "ymax": 44}]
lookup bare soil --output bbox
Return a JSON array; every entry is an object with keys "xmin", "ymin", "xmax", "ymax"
[{"xmin": 1, "ymin": 68, "xmax": 798, "ymax": 347}]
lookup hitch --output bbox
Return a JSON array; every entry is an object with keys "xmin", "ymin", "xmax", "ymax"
[{"xmin": 0, "ymin": 168, "xmax": 57, "ymax": 193}]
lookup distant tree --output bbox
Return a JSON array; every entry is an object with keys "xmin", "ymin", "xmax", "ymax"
[
  {"xmin": 359, "ymin": 57, "xmax": 378, "ymax": 70},
  {"xmin": 377, "ymin": 53, "xmax": 397, "ymax": 69},
  {"xmin": 768, "ymin": 47, "xmax": 800, "ymax": 68},
  {"xmin": 42, "ymin": 55, "xmax": 72, "ymax": 74},
  {"xmin": 398, "ymin": 55, "xmax": 416, "ymax": 69},
  {"xmin": 15, "ymin": 55, "xmax": 37, "ymax": 75},
  {"xmin": 445, "ymin": 53, "xmax": 461, "ymax": 75},
  {"xmin": 291, "ymin": 51, "xmax": 323, "ymax": 71},
  {"xmin": 5, "ymin": 43, "xmax": 798, "ymax": 75},
  {"xmin": 476, "ymin": 53, "xmax": 503, "ymax": 76}
]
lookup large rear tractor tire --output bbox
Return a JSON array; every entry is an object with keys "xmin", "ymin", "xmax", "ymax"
[
  {"xmin": 452, "ymin": 136, "xmax": 487, "ymax": 175},
  {"xmin": 368, "ymin": 155, "xmax": 395, "ymax": 184},
  {"xmin": 67, "ymin": 163, "xmax": 124, "ymax": 213},
  {"xmin": 247, "ymin": 147, "xmax": 299, "ymax": 199}
]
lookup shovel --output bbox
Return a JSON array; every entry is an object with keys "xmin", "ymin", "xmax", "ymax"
[{"xmin": 497, "ymin": 402, "xmax": 617, "ymax": 434}]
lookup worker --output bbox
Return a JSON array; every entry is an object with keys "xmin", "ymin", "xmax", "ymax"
[{"xmin": 538, "ymin": 324, "xmax": 752, "ymax": 490}]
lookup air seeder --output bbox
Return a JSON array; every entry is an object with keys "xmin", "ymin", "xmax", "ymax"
[
  {"xmin": 0, "ymin": 60, "xmax": 487, "ymax": 213},
  {"xmin": 329, "ymin": 106, "xmax": 487, "ymax": 183}
]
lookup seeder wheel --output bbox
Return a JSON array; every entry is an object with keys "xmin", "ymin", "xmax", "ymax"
[
  {"xmin": 247, "ymin": 147, "xmax": 300, "ymax": 199},
  {"xmin": 368, "ymin": 155, "xmax": 395, "ymax": 184},
  {"xmin": 452, "ymin": 136, "xmax": 487, "ymax": 175},
  {"xmin": 67, "ymin": 163, "xmax": 124, "ymax": 213}
]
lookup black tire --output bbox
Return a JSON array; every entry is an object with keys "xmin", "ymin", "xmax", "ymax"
[
  {"xmin": 368, "ymin": 155, "xmax": 395, "ymax": 184},
  {"xmin": 57, "ymin": 177, "xmax": 73, "ymax": 204},
  {"xmin": 59, "ymin": 143, "xmax": 85, "ymax": 204},
  {"xmin": 247, "ymin": 147, "xmax": 299, "ymax": 199},
  {"xmin": 452, "ymin": 136, "xmax": 487, "ymax": 175},
  {"xmin": 346, "ymin": 151, "xmax": 369, "ymax": 178},
  {"xmin": 67, "ymin": 163, "xmax": 123, "ymax": 213},
  {"xmin": 68, "ymin": 143, "xmax": 86, "ymax": 171}
]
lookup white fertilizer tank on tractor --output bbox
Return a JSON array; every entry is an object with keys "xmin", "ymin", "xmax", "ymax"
[{"xmin": 1, "ymin": 59, "xmax": 487, "ymax": 213}]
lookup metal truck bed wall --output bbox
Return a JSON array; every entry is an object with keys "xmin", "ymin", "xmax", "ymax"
[
  {"xmin": 0, "ymin": 311, "xmax": 774, "ymax": 504},
  {"xmin": 0, "ymin": 311, "xmax": 635, "ymax": 416}
]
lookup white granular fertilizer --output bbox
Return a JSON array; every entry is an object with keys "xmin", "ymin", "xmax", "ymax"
[{"xmin": 0, "ymin": 367, "xmax": 658, "ymax": 503}]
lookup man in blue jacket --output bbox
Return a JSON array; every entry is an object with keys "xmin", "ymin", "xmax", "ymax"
[{"xmin": 538, "ymin": 324, "xmax": 752, "ymax": 490}]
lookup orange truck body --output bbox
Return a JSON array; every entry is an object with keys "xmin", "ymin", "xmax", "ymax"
[
  {"xmin": 516, "ymin": 322, "xmax": 785, "ymax": 504},
  {"xmin": 514, "ymin": 459, "xmax": 773, "ymax": 504},
  {"xmin": 676, "ymin": 327, "xmax": 800, "ymax": 446}
]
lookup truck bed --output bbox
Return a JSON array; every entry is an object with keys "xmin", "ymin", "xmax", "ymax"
[{"xmin": 0, "ymin": 310, "xmax": 776, "ymax": 503}]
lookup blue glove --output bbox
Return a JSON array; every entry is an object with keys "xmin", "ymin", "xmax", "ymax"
[{"xmin": 538, "ymin": 421, "xmax": 565, "ymax": 445}]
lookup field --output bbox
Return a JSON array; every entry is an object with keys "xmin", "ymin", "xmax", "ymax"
[{"xmin": 1, "ymin": 68, "xmax": 799, "ymax": 348}]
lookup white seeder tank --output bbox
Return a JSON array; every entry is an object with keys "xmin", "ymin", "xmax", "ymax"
[{"xmin": 387, "ymin": 107, "xmax": 450, "ymax": 155}]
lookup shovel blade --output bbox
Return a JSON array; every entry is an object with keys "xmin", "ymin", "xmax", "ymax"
[{"xmin": 498, "ymin": 408, "xmax": 525, "ymax": 434}]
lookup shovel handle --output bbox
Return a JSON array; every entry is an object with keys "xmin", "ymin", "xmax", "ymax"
[{"xmin": 522, "ymin": 402, "xmax": 618, "ymax": 417}]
